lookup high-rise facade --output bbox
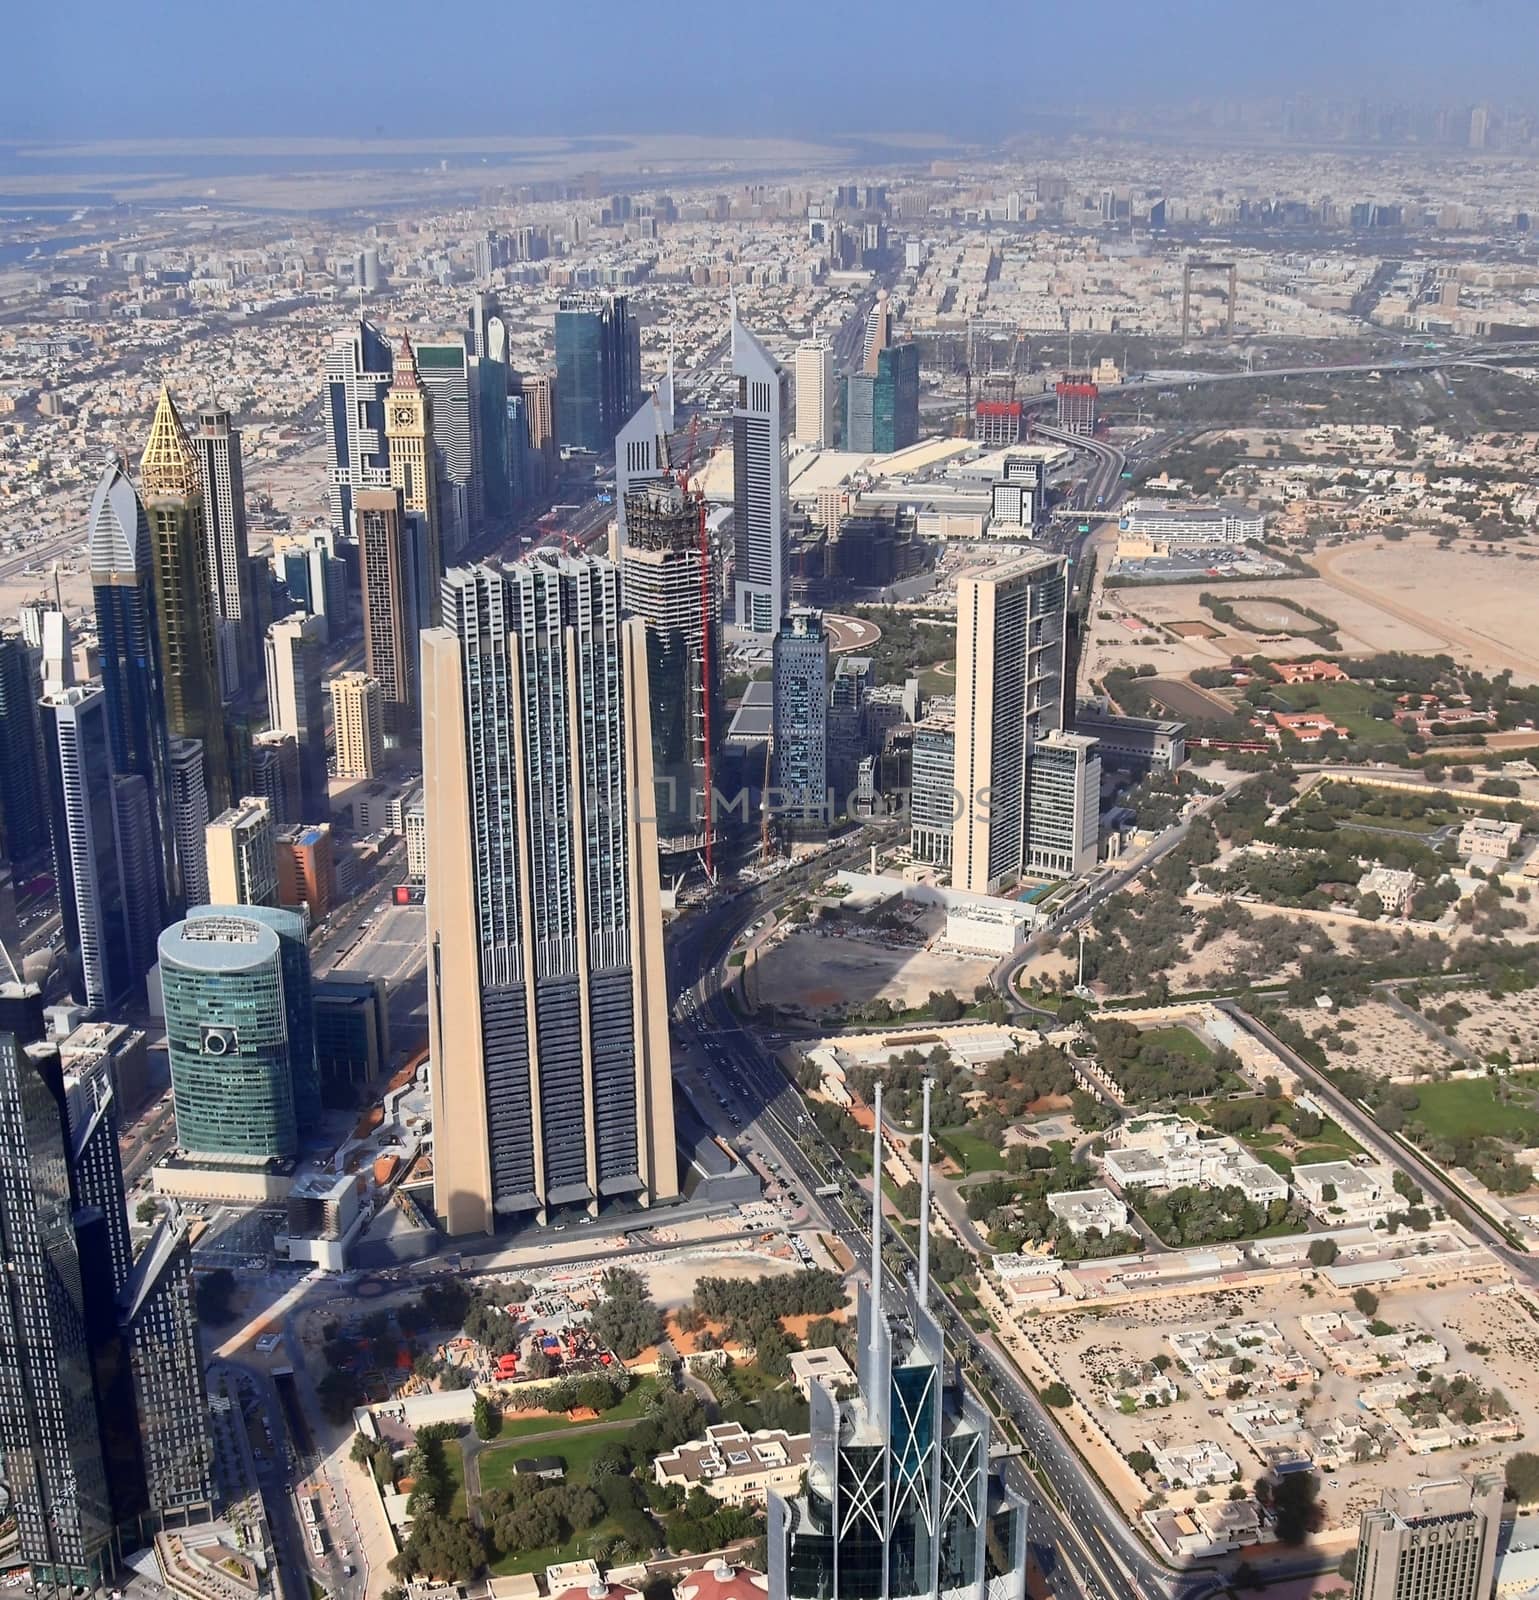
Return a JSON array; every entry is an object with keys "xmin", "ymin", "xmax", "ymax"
[
  {"xmin": 614, "ymin": 391, "xmax": 672, "ymax": 546},
  {"xmin": 0, "ymin": 632, "xmax": 49, "ymax": 868},
  {"xmin": 159, "ymin": 911, "xmax": 298, "ymax": 1161},
  {"xmin": 731, "ymin": 304, "xmax": 791, "ymax": 634},
  {"xmin": 194, "ymin": 409, "xmax": 257, "ymax": 700},
  {"xmin": 263, "ymin": 614, "xmax": 328, "ymax": 820},
  {"xmin": 383, "ymin": 334, "xmax": 443, "ymax": 582},
  {"xmin": 1352, "ymin": 1475, "xmax": 1501, "ymax": 1600},
  {"xmin": 89, "ymin": 456, "xmax": 176, "ymax": 914},
  {"xmin": 0, "ymin": 1026, "xmax": 116, "ymax": 1594},
  {"xmin": 119, "ymin": 1206, "xmax": 216, "ymax": 1524},
  {"xmin": 521, "ymin": 371, "xmax": 557, "ymax": 491},
  {"xmin": 555, "ymin": 292, "xmax": 642, "ymax": 453},
  {"xmin": 872, "ymin": 342, "xmax": 920, "ymax": 453},
  {"xmin": 112, "ymin": 775, "xmax": 163, "ymax": 985},
  {"xmin": 772, "ymin": 609, "xmax": 828, "ymax": 826},
  {"xmin": 168, "ymin": 738, "xmax": 211, "ymax": 909},
  {"xmin": 39, "ymin": 687, "xmax": 131, "ymax": 1010},
  {"xmin": 1026, "ymin": 730, "xmax": 1101, "ymax": 879},
  {"xmin": 415, "ymin": 342, "xmax": 475, "ymax": 556},
  {"xmin": 324, "ymin": 318, "xmax": 393, "ymax": 537},
  {"xmin": 355, "ymin": 487, "xmax": 417, "ymax": 726},
  {"xmin": 845, "ymin": 373, "xmax": 876, "ymax": 454},
  {"xmin": 249, "ymin": 730, "xmax": 301, "ymax": 825},
  {"xmin": 770, "ymin": 1087, "xmax": 1027, "ymax": 1600},
  {"xmin": 472, "ymin": 302, "xmax": 513, "ymax": 524},
  {"xmin": 422, "ymin": 553, "xmax": 677, "ymax": 1236},
  {"xmin": 793, "ymin": 335, "xmax": 836, "ymax": 449},
  {"xmin": 951, "ymin": 552, "xmax": 1068, "ymax": 895},
  {"xmin": 139, "ymin": 389, "xmax": 231, "ymax": 814},
  {"xmin": 620, "ymin": 481, "xmax": 723, "ymax": 847},
  {"xmin": 331, "ymin": 672, "xmax": 384, "ymax": 779},
  {"xmin": 910, "ymin": 713, "xmax": 956, "ymax": 869},
  {"xmin": 205, "ymin": 797, "xmax": 278, "ymax": 907}
]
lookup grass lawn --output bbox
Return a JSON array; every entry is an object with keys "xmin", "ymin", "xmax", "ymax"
[
  {"xmin": 444, "ymin": 1439, "xmax": 468, "ymax": 1519},
  {"xmin": 939, "ymin": 1130, "xmax": 1008, "ymax": 1175},
  {"xmin": 1407, "ymin": 1077, "xmax": 1539, "ymax": 1143},
  {"xmin": 1251, "ymin": 1148, "xmax": 1295, "ymax": 1178},
  {"xmin": 1298, "ymin": 683, "xmax": 1411, "ymax": 744},
  {"xmin": 1139, "ymin": 1024, "xmax": 1215, "ymax": 1064},
  {"xmin": 489, "ymin": 1522, "xmax": 621, "ymax": 1578},
  {"xmin": 478, "ymin": 1423, "xmax": 631, "ymax": 1499},
  {"xmin": 495, "ymin": 1376, "xmax": 658, "ymax": 1439}
]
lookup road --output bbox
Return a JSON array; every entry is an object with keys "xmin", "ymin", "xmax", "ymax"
[{"xmin": 666, "ymin": 846, "xmax": 1224, "ymax": 1600}]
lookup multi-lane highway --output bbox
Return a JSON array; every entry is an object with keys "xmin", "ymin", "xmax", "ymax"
[{"xmin": 667, "ymin": 855, "xmax": 1225, "ymax": 1600}]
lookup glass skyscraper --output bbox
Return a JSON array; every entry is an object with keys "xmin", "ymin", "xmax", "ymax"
[
  {"xmin": 324, "ymin": 317, "xmax": 393, "ymax": 537},
  {"xmin": 770, "ymin": 1089, "xmax": 1027, "ymax": 1600},
  {"xmin": 158, "ymin": 911, "xmax": 297, "ymax": 1160},
  {"xmin": 555, "ymin": 291, "xmax": 642, "ymax": 454},
  {"xmin": 0, "ymin": 631, "xmax": 49, "ymax": 869}
]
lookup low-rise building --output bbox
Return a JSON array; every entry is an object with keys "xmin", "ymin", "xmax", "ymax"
[
  {"xmin": 1293, "ymin": 1160, "xmax": 1395, "ymax": 1225},
  {"xmin": 1357, "ymin": 864, "xmax": 1417, "ymax": 916},
  {"xmin": 1146, "ymin": 1439, "xmax": 1239, "ymax": 1490},
  {"xmin": 787, "ymin": 1347, "xmax": 855, "ymax": 1400},
  {"xmin": 1118, "ymin": 498, "xmax": 1265, "ymax": 544},
  {"xmin": 1046, "ymin": 1187, "xmax": 1130, "ymax": 1236},
  {"xmin": 1299, "ymin": 1311, "xmax": 1448, "ymax": 1377},
  {"xmin": 653, "ymin": 1421, "xmax": 810, "ymax": 1506},
  {"xmin": 1458, "ymin": 816, "xmax": 1523, "ymax": 861},
  {"xmin": 1101, "ymin": 1114, "xmax": 1289, "ymax": 1207}
]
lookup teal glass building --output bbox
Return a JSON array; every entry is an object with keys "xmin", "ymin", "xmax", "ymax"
[{"xmin": 158, "ymin": 912, "xmax": 296, "ymax": 1159}]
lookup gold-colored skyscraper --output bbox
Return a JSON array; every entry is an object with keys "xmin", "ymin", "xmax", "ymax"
[
  {"xmin": 139, "ymin": 389, "xmax": 232, "ymax": 814},
  {"xmin": 423, "ymin": 554, "xmax": 677, "ymax": 1238},
  {"xmin": 355, "ymin": 487, "xmax": 415, "ymax": 726},
  {"xmin": 384, "ymin": 333, "xmax": 442, "ymax": 587}
]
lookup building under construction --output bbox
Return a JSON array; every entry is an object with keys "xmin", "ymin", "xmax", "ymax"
[
  {"xmin": 974, "ymin": 371, "xmax": 1023, "ymax": 446},
  {"xmin": 621, "ymin": 480, "xmax": 724, "ymax": 860}
]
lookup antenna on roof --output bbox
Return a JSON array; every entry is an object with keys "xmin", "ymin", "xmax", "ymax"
[
  {"xmin": 918, "ymin": 1076, "xmax": 933, "ymax": 1307},
  {"xmin": 869, "ymin": 1080, "xmax": 883, "ymax": 1351}
]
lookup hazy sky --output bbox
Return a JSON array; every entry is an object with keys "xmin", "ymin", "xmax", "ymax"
[{"xmin": 9, "ymin": 0, "xmax": 1539, "ymax": 143}]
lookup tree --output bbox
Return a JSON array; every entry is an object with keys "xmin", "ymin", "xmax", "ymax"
[
  {"xmin": 590, "ymin": 1268, "xmax": 665, "ymax": 1361},
  {"xmin": 135, "ymin": 1197, "xmax": 159, "ymax": 1224},
  {"xmin": 525, "ymin": 1347, "xmax": 555, "ymax": 1380},
  {"xmin": 473, "ymin": 1392, "xmax": 501, "ymax": 1440},
  {"xmin": 1127, "ymin": 1449, "xmax": 1155, "ymax": 1476},
  {"xmin": 1041, "ymin": 1382, "xmax": 1072, "ymax": 1408},
  {"xmin": 317, "ymin": 1368, "xmax": 364, "ymax": 1425},
  {"xmin": 1307, "ymin": 1238, "xmax": 1339, "ymax": 1268},
  {"xmin": 403, "ymin": 1512, "xmax": 485, "ymax": 1582},
  {"xmin": 350, "ymin": 1432, "xmax": 375, "ymax": 1467},
  {"xmin": 1352, "ymin": 1287, "xmax": 1379, "ymax": 1318},
  {"xmin": 1506, "ymin": 1453, "xmax": 1539, "ymax": 1504}
]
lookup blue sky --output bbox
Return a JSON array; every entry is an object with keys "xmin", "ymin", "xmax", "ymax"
[{"xmin": 8, "ymin": 0, "xmax": 1538, "ymax": 142}]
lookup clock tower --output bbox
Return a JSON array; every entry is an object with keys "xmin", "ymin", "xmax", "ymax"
[{"xmin": 385, "ymin": 333, "xmax": 443, "ymax": 582}]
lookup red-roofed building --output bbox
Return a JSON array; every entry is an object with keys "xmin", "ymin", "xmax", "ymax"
[
  {"xmin": 675, "ymin": 1561, "xmax": 770, "ymax": 1600},
  {"xmin": 1270, "ymin": 711, "xmax": 1347, "ymax": 743},
  {"xmin": 547, "ymin": 1573, "xmax": 641, "ymax": 1600},
  {"xmin": 1274, "ymin": 659, "xmax": 1347, "ymax": 685}
]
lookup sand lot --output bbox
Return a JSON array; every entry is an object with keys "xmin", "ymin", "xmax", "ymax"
[
  {"xmin": 749, "ymin": 925, "xmax": 994, "ymax": 1015},
  {"xmin": 1026, "ymin": 1273, "xmax": 1530, "ymax": 1533},
  {"xmin": 1124, "ymin": 578, "xmax": 1445, "ymax": 659},
  {"xmin": 1229, "ymin": 597, "xmax": 1325, "ymax": 633},
  {"xmin": 1451, "ymin": 989, "xmax": 1539, "ymax": 1063},
  {"xmin": 1286, "ymin": 998, "xmax": 1464, "ymax": 1080}
]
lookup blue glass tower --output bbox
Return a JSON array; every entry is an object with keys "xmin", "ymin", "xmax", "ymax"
[{"xmin": 88, "ymin": 456, "xmax": 176, "ymax": 916}]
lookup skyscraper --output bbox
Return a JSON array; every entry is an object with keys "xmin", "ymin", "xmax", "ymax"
[
  {"xmin": 331, "ymin": 672, "xmax": 384, "ymax": 779},
  {"xmin": 861, "ymin": 288, "xmax": 893, "ymax": 374},
  {"xmin": 355, "ymin": 487, "xmax": 418, "ymax": 726},
  {"xmin": 521, "ymin": 371, "xmax": 558, "ymax": 491},
  {"xmin": 139, "ymin": 388, "xmax": 231, "ymax": 814},
  {"xmin": 731, "ymin": 302, "xmax": 790, "ymax": 635},
  {"xmin": 263, "ymin": 614, "xmax": 328, "ymax": 819},
  {"xmin": 384, "ymin": 334, "xmax": 442, "ymax": 584},
  {"xmin": 614, "ymin": 390, "xmax": 673, "ymax": 547},
  {"xmin": 794, "ymin": 333, "xmax": 836, "ymax": 449},
  {"xmin": 422, "ymin": 553, "xmax": 677, "ymax": 1236},
  {"xmin": 112, "ymin": 775, "xmax": 163, "ymax": 985},
  {"xmin": 168, "ymin": 738, "xmax": 211, "ymax": 909},
  {"xmin": 39, "ymin": 686, "xmax": 131, "ymax": 1010},
  {"xmin": 0, "ymin": 1025, "xmax": 116, "ymax": 1594},
  {"xmin": 205, "ymin": 797, "xmax": 278, "ymax": 907},
  {"xmin": 324, "ymin": 317, "xmax": 393, "ymax": 537},
  {"xmin": 194, "ymin": 409, "xmax": 257, "ymax": 701},
  {"xmin": 248, "ymin": 731, "xmax": 301, "ymax": 825},
  {"xmin": 770, "ymin": 1085, "xmax": 1028, "ymax": 1600},
  {"xmin": 772, "ymin": 608, "xmax": 828, "ymax": 827},
  {"xmin": 158, "ymin": 911, "xmax": 299, "ymax": 1161},
  {"xmin": 415, "ymin": 341, "xmax": 475, "ymax": 556},
  {"xmin": 118, "ymin": 1206, "xmax": 216, "ymax": 1524},
  {"xmin": 1026, "ymin": 730, "xmax": 1101, "ymax": 879},
  {"xmin": 951, "ymin": 551, "xmax": 1068, "ymax": 895},
  {"xmin": 872, "ymin": 342, "xmax": 920, "ymax": 453},
  {"xmin": 472, "ymin": 305, "xmax": 512, "ymax": 525},
  {"xmin": 844, "ymin": 372, "xmax": 876, "ymax": 454},
  {"xmin": 0, "ymin": 631, "xmax": 49, "ymax": 868},
  {"xmin": 555, "ymin": 291, "xmax": 642, "ymax": 453},
  {"xmin": 88, "ymin": 456, "xmax": 176, "ymax": 913},
  {"xmin": 620, "ymin": 480, "xmax": 723, "ymax": 848},
  {"xmin": 1352, "ymin": 1475, "xmax": 1501, "ymax": 1600}
]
